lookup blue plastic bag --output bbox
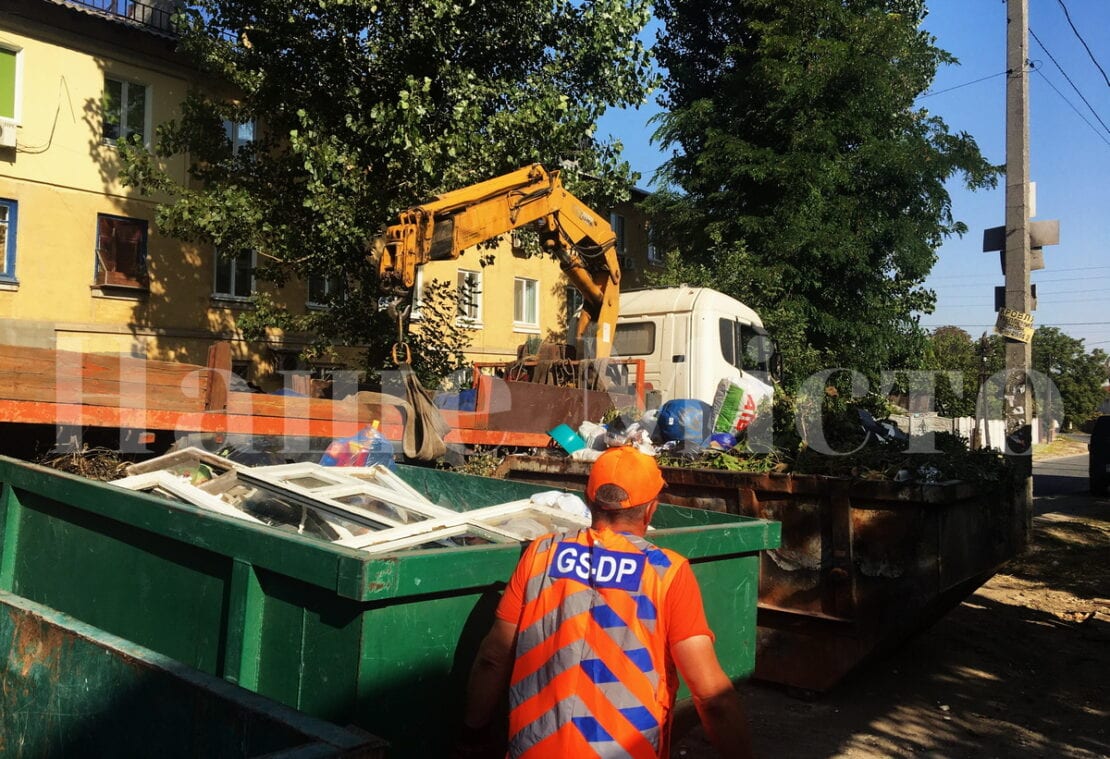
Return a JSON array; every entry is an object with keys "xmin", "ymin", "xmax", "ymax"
[{"xmin": 655, "ymin": 399, "xmax": 713, "ymax": 443}]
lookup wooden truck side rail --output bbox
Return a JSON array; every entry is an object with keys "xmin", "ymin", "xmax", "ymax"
[{"xmin": 0, "ymin": 344, "xmax": 644, "ymax": 451}]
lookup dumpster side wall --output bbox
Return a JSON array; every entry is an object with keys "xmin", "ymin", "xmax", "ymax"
[
  {"xmin": 0, "ymin": 457, "xmax": 778, "ymax": 758},
  {"xmin": 0, "ymin": 590, "xmax": 386, "ymax": 758}
]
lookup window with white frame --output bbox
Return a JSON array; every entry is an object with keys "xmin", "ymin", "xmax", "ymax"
[
  {"xmin": 0, "ymin": 199, "xmax": 16, "ymax": 282},
  {"xmin": 95, "ymin": 214, "xmax": 148, "ymax": 289},
  {"xmin": 565, "ymin": 286, "xmax": 583, "ymax": 324},
  {"xmin": 1, "ymin": 46, "xmax": 22, "ymax": 124},
  {"xmin": 456, "ymin": 269, "xmax": 482, "ymax": 325},
  {"xmin": 609, "ymin": 212, "xmax": 626, "ymax": 255},
  {"xmin": 410, "ymin": 266, "xmax": 426, "ymax": 319},
  {"xmin": 103, "ymin": 76, "xmax": 148, "ymax": 144},
  {"xmin": 223, "ymin": 119, "xmax": 254, "ymax": 155},
  {"xmin": 307, "ymin": 272, "xmax": 342, "ymax": 308},
  {"xmin": 213, "ymin": 249, "xmax": 255, "ymax": 300},
  {"xmin": 646, "ymin": 224, "xmax": 662, "ymax": 265},
  {"xmin": 513, "ymin": 277, "xmax": 539, "ymax": 330}
]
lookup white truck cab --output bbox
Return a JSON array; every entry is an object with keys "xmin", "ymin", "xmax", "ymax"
[{"xmin": 610, "ymin": 286, "xmax": 778, "ymax": 406}]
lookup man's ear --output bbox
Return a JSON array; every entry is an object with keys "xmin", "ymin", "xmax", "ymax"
[{"xmin": 644, "ymin": 500, "xmax": 659, "ymax": 527}]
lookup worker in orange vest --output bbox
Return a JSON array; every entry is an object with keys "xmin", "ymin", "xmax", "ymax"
[{"xmin": 458, "ymin": 446, "xmax": 754, "ymax": 758}]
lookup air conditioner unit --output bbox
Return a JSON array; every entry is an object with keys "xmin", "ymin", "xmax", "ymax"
[{"xmin": 0, "ymin": 120, "xmax": 16, "ymax": 149}]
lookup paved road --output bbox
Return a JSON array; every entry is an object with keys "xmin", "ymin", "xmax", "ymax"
[{"xmin": 1033, "ymin": 445, "xmax": 1109, "ymax": 518}]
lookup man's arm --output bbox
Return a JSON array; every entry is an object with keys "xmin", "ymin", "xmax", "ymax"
[
  {"xmin": 463, "ymin": 618, "xmax": 518, "ymax": 730},
  {"xmin": 672, "ymin": 634, "xmax": 754, "ymax": 758}
]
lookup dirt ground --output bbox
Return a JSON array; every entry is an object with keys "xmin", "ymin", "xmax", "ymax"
[{"xmin": 672, "ymin": 459, "xmax": 1110, "ymax": 758}]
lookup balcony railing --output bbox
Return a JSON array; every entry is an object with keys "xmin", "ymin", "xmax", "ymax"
[{"xmin": 64, "ymin": 0, "xmax": 179, "ymax": 34}]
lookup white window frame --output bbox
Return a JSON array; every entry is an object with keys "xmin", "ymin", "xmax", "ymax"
[
  {"xmin": 212, "ymin": 248, "xmax": 256, "ymax": 302},
  {"xmin": 0, "ymin": 45, "xmax": 24, "ymax": 125},
  {"xmin": 223, "ymin": 119, "xmax": 255, "ymax": 155},
  {"xmin": 565, "ymin": 285, "xmax": 584, "ymax": 320},
  {"xmin": 409, "ymin": 266, "xmax": 426, "ymax": 320},
  {"xmin": 456, "ymin": 268, "xmax": 482, "ymax": 327},
  {"xmin": 307, "ymin": 271, "xmax": 342, "ymax": 309},
  {"xmin": 103, "ymin": 76, "xmax": 150, "ymax": 146},
  {"xmin": 513, "ymin": 277, "xmax": 540, "ymax": 332},
  {"xmin": 609, "ymin": 212, "xmax": 626, "ymax": 255},
  {"xmin": 114, "ymin": 457, "xmax": 590, "ymax": 554},
  {"xmin": 646, "ymin": 225, "xmax": 662, "ymax": 265},
  {"xmin": 0, "ymin": 198, "xmax": 17, "ymax": 284}
]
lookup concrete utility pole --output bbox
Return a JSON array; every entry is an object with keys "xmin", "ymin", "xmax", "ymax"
[{"xmin": 1004, "ymin": 0, "xmax": 1034, "ymax": 526}]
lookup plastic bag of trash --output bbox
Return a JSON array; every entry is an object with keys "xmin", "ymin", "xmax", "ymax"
[
  {"xmin": 319, "ymin": 424, "xmax": 395, "ymax": 468},
  {"xmin": 578, "ymin": 421, "xmax": 608, "ymax": 450},
  {"xmin": 706, "ymin": 432, "xmax": 738, "ymax": 450},
  {"xmin": 528, "ymin": 491, "xmax": 590, "ymax": 520},
  {"xmin": 710, "ymin": 378, "xmax": 759, "ymax": 435},
  {"xmin": 656, "ymin": 399, "xmax": 713, "ymax": 443}
]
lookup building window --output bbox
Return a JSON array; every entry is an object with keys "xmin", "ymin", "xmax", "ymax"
[
  {"xmin": 646, "ymin": 225, "xmax": 662, "ymax": 265},
  {"xmin": 410, "ymin": 266, "xmax": 426, "ymax": 319},
  {"xmin": 1, "ymin": 46, "xmax": 22, "ymax": 124},
  {"xmin": 456, "ymin": 269, "xmax": 482, "ymax": 325},
  {"xmin": 213, "ymin": 249, "xmax": 255, "ymax": 300},
  {"xmin": 224, "ymin": 119, "xmax": 254, "ymax": 155},
  {"xmin": 307, "ymin": 272, "xmax": 342, "ymax": 308},
  {"xmin": 0, "ymin": 199, "xmax": 16, "ymax": 282},
  {"xmin": 565, "ymin": 286, "xmax": 583, "ymax": 323},
  {"xmin": 103, "ymin": 77, "xmax": 147, "ymax": 144},
  {"xmin": 609, "ymin": 212, "xmax": 626, "ymax": 255},
  {"xmin": 95, "ymin": 214, "xmax": 148, "ymax": 289},
  {"xmin": 231, "ymin": 360, "xmax": 252, "ymax": 382},
  {"xmin": 513, "ymin": 277, "xmax": 539, "ymax": 329}
]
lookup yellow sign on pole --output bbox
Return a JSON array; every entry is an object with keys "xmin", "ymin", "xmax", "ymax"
[{"xmin": 995, "ymin": 307, "xmax": 1033, "ymax": 343}]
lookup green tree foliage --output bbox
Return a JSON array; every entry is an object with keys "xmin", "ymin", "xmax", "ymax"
[
  {"xmin": 120, "ymin": 0, "xmax": 655, "ymax": 379},
  {"xmin": 646, "ymin": 0, "xmax": 1000, "ymax": 386},
  {"xmin": 920, "ymin": 326, "xmax": 1004, "ymax": 417},
  {"xmin": 407, "ymin": 279, "xmax": 474, "ymax": 390},
  {"xmin": 1032, "ymin": 327, "xmax": 1107, "ymax": 430}
]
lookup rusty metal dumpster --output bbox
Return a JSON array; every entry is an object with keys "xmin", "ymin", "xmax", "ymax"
[
  {"xmin": 0, "ymin": 456, "xmax": 779, "ymax": 757},
  {"xmin": 494, "ymin": 454, "xmax": 1027, "ymax": 693},
  {"xmin": 0, "ymin": 589, "xmax": 385, "ymax": 758}
]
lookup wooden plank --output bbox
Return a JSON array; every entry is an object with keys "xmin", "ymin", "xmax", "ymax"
[
  {"xmin": 0, "ymin": 377, "xmax": 204, "ymax": 412},
  {"xmin": 204, "ymin": 342, "xmax": 231, "ymax": 412},
  {"xmin": 0, "ymin": 345, "xmax": 208, "ymax": 376}
]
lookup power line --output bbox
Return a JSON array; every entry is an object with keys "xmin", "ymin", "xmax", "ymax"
[
  {"xmin": 933, "ymin": 275, "xmax": 1110, "ymax": 289},
  {"xmin": 1030, "ymin": 64, "xmax": 1110, "ymax": 147},
  {"xmin": 1029, "ymin": 30, "xmax": 1110, "ymax": 142},
  {"xmin": 1054, "ymin": 0, "xmax": 1110, "ymax": 87},
  {"xmin": 919, "ymin": 70, "xmax": 1009, "ymax": 99},
  {"xmin": 930, "ymin": 266, "xmax": 1110, "ymax": 280},
  {"xmin": 921, "ymin": 321, "xmax": 1110, "ymax": 328}
]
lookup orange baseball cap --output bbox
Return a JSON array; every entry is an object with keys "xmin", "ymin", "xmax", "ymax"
[{"xmin": 585, "ymin": 446, "xmax": 666, "ymax": 509}]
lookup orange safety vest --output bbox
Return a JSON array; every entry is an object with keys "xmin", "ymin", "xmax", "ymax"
[{"xmin": 506, "ymin": 528, "xmax": 687, "ymax": 758}]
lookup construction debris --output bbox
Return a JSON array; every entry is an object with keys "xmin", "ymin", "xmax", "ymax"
[{"xmin": 110, "ymin": 447, "xmax": 590, "ymax": 553}]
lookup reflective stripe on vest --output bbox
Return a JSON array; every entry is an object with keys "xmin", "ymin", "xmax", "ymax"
[{"xmin": 507, "ymin": 529, "xmax": 681, "ymax": 758}]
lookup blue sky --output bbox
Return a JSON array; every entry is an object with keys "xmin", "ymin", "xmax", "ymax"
[{"xmin": 598, "ymin": 0, "xmax": 1110, "ymax": 353}]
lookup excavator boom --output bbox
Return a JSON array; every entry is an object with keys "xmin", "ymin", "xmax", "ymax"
[{"xmin": 371, "ymin": 165, "xmax": 621, "ymax": 358}]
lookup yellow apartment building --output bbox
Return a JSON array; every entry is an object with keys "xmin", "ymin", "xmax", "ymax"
[{"xmin": 0, "ymin": 0, "xmax": 657, "ymax": 388}]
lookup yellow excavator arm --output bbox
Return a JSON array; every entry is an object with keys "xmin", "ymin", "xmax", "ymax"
[{"xmin": 370, "ymin": 164, "xmax": 622, "ymax": 358}]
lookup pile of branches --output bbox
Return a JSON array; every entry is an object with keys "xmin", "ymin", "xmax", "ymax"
[
  {"xmin": 659, "ymin": 394, "xmax": 1012, "ymax": 485},
  {"xmin": 37, "ymin": 446, "xmax": 130, "ymax": 482}
]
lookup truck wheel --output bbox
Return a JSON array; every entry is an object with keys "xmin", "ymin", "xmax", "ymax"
[{"xmin": 1091, "ymin": 476, "xmax": 1107, "ymax": 496}]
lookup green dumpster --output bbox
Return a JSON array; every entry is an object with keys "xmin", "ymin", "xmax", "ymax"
[
  {"xmin": 0, "ymin": 589, "xmax": 386, "ymax": 758},
  {"xmin": 0, "ymin": 456, "xmax": 780, "ymax": 757}
]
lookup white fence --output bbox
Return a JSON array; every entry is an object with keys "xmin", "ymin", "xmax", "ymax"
[{"xmin": 890, "ymin": 413, "xmax": 1041, "ymax": 451}]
